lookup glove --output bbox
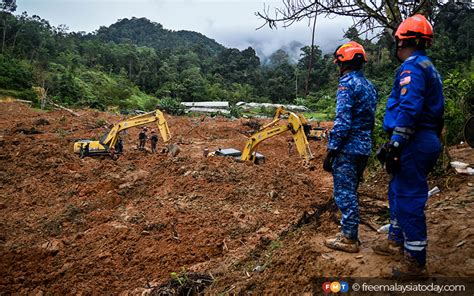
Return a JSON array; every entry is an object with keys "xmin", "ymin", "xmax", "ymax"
[
  {"xmin": 385, "ymin": 141, "xmax": 402, "ymax": 174},
  {"xmin": 323, "ymin": 150, "xmax": 337, "ymax": 172},
  {"xmin": 376, "ymin": 142, "xmax": 389, "ymax": 165}
]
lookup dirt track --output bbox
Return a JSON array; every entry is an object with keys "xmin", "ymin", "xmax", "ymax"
[{"xmin": 0, "ymin": 102, "xmax": 472, "ymax": 295}]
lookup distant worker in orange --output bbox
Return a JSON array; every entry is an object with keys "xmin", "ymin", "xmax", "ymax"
[{"xmin": 150, "ymin": 129, "xmax": 159, "ymax": 153}]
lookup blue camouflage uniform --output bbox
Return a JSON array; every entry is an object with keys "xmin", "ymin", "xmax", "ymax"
[
  {"xmin": 383, "ymin": 50, "xmax": 444, "ymax": 266},
  {"xmin": 328, "ymin": 70, "xmax": 378, "ymax": 240}
]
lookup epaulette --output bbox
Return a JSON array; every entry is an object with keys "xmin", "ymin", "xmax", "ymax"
[
  {"xmin": 418, "ymin": 59, "xmax": 433, "ymax": 69},
  {"xmin": 340, "ymin": 74, "xmax": 351, "ymax": 82}
]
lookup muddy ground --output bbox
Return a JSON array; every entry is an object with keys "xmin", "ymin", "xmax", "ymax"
[{"xmin": 0, "ymin": 102, "xmax": 472, "ymax": 295}]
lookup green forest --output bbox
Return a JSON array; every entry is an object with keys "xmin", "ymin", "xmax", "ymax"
[{"xmin": 0, "ymin": 1, "xmax": 472, "ymax": 145}]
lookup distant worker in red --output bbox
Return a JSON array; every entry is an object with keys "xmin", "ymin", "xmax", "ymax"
[
  {"xmin": 138, "ymin": 127, "xmax": 148, "ymax": 150},
  {"xmin": 150, "ymin": 129, "xmax": 159, "ymax": 153}
]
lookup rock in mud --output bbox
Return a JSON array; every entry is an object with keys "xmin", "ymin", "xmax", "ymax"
[{"xmin": 41, "ymin": 239, "xmax": 63, "ymax": 255}]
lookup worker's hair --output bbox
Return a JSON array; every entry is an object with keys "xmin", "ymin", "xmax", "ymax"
[{"xmin": 399, "ymin": 38, "xmax": 427, "ymax": 50}]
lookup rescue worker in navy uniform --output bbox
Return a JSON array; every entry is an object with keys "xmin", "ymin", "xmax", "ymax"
[
  {"xmin": 138, "ymin": 127, "xmax": 148, "ymax": 150},
  {"xmin": 323, "ymin": 41, "xmax": 378, "ymax": 253},
  {"xmin": 150, "ymin": 129, "xmax": 159, "ymax": 153},
  {"xmin": 115, "ymin": 136, "xmax": 123, "ymax": 154},
  {"xmin": 373, "ymin": 14, "xmax": 444, "ymax": 278}
]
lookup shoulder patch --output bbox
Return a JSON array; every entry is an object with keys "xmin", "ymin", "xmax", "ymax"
[
  {"xmin": 401, "ymin": 87, "xmax": 408, "ymax": 96},
  {"xmin": 400, "ymin": 70, "xmax": 412, "ymax": 76},
  {"xmin": 338, "ymin": 85, "xmax": 348, "ymax": 91},
  {"xmin": 400, "ymin": 76, "xmax": 411, "ymax": 86}
]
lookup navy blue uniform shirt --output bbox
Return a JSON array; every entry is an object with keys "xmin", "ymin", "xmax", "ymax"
[{"xmin": 328, "ymin": 70, "xmax": 378, "ymax": 156}]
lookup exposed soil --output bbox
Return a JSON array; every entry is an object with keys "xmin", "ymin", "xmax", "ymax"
[{"xmin": 0, "ymin": 102, "xmax": 472, "ymax": 295}]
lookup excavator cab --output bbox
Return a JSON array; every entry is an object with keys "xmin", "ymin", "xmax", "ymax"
[
  {"xmin": 74, "ymin": 140, "xmax": 108, "ymax": 157},
  {"xmin": 305, "ymin": 125, "xmax": 326, "ymax": 141}
]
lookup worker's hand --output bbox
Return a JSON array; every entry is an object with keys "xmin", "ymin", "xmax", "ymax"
[
  {"xmin": 323, "ymin": 149, "xmax": 337, "ymax": 173},
  {"xmin": 385, "ymin": 141, "xmax": 402, "ymax": 174},
  {"xmin": 376, "ymin": 142, "xmax": 389, "ymax": 165}
]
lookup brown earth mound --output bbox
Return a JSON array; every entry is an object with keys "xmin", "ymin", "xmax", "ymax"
[{"xmin": 0, "ymin": 102, "xmax": 472, "ymax": 295}]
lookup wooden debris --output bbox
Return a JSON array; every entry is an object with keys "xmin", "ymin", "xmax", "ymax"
[
  {"xmin": 48, "ymin": 101, "xmax": 81, "ymax": 117},
  {"xmin": 321, "ymin": 253, "xmax": 332, "ymax": 260}
]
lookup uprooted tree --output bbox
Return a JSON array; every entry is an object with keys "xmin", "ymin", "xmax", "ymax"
[{"xmin": 256, "ymin": 0, "xmax": 448, "ymax": 35}]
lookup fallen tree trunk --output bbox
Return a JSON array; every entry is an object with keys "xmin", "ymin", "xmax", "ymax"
[
  {"xmin": 48, "ymin": 101, "xmax": 80, "ymax": 117},
  {"xmin": 0, "ymin": 97, "xmax": 33, "ymax": 104}
]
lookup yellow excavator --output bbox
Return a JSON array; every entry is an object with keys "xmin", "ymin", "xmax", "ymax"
[
  {"xmin": 298, "ymin": 113, "xmax": 327, "ymax": 141},
  {"xmin": 74, "ymin": 109, "xmax": 171, "ymax": 159},
  {"xmin": 216, "ymin": 106, "xmax": 318, "ymax": 164},
  {"xmin": 241, "ymin": 106, "xmax": 314, "ymax": 163},
  {"xmin": 267, "ymin": 106, "xmax": 326, "ymax": 141}
]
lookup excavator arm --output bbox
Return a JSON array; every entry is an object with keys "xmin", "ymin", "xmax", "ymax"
[
  {"xmin": 259, "ymin": 106, "xmax": 286, "ymax": 131},
  {"xmin": 74, "ymin": 109, "xmax": 171, "ymax": 157},
  {"xmin": 241, "ymin": 109, "xmax": 313, "ymax": 163},
  {"xmin": 100, "ymin": 110, "xmax": 171, "ymax": 148}
]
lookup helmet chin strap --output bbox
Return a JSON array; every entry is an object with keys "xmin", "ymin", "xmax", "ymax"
[
  {"xmin": 393, "ymin": 39, "xmax": 404, "ymax": 63},
  {"xmin": 337, "ymin": 62, "xmax": 349, "ymax": 76},
  {"xmin": 393, "ymin": 46, "xmax": 403, "ymax": 63},
  {"xmin": 394, "ymin": 38, "xmax": 425, "ymax": 63}
]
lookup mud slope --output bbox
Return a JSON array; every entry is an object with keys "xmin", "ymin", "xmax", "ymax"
[
  {"xmin": 1, "ymin": 103, "xmax": 471, "ymax": 295},
  {"xmin": 0, "ymin": 102, "xmax": 334, "ymax": 294},
  {"xmin": 205, "ymin": 148, "xmax": 474, "ymax": 295}
]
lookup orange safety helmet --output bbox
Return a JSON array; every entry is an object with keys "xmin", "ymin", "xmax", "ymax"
[
  {"xmin": 333, "ymin": 41, "xmax": 368, "ymax": 64},
  {"xmin": 395, "ymin": 14, "xmax": 433, "ymax": 45}
]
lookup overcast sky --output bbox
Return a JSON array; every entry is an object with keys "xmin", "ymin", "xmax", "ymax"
[{"xmin": 17, "ymin": 0, "xmax": 354, "ymax": 57}]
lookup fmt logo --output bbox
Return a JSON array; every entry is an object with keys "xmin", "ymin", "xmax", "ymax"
[{"xmin": 322, "ymin": 281, "xmax": 349, "ymax": 293}]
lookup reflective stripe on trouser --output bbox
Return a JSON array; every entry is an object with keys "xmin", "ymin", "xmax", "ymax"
[
  {"xmin": 387, "ymin": 130, "xmax": 440, "ymax": 266},
  {"xmin": 388, "ymin": 183, "xmax": 403, "ymax": 244},
  {"xmin": 405, "ymin": 240, "xmax": 427, "ymax": 251},
  {"xmin": 332, "ymin": 153, "xmax": 368, "ymax": 241}
]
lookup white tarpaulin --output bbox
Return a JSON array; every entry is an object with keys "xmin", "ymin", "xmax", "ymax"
[
  {"xmin": 236, "ymin": 102, "xmax": 309, "ymax": 112},
  {"xmin": 181, "ymin": 101, "xmax": 229, "ymax": 108}
]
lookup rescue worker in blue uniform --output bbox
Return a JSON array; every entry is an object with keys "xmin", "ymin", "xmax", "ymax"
[
  {"xmin": 373, "ymin": 14, "xmax": 444, "ymax": 278},
  {"xmin": 323, "ymin": 41, "xmax": 378, "ymax": 253}
]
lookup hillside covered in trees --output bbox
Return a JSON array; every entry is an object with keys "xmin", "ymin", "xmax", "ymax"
[{"xmin": 0, "ymin": 1, "xmax": 472, "ymax": 144}]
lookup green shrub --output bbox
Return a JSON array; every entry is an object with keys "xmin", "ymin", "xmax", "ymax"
[
  {"xmin": 229, "ymin": 104, "xmax": 243, "ymax": 118},
  {"xmin": 443, "ymin": 71, "xmax": 473, "ymax": 145},
  {"xmin": 0, "ymin": 88, "xmax": 36, "ymax": 102},
  {"xmin": 143, "ymin": 97, "xmax": 159, "ymax": 111},
  {"xmin": 158, "ymin": 97, "xmax": 186, "ymax": 115},
  {"xmin": 0, "ymin": 55, "xmax": 33, "ymax": 90},
  {"xmin": 258, "ymin": 106, "xmax": 275, "ymax": 117}
]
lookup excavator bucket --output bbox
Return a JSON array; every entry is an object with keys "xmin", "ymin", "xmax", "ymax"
[{"xmin": 215, "ymin": 148, "xmax": 265, "ymax": 164}]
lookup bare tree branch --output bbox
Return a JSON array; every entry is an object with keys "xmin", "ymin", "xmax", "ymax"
[{"xmin": 256, "ymin": 0, "xmax": 446, "ymax": 38}]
